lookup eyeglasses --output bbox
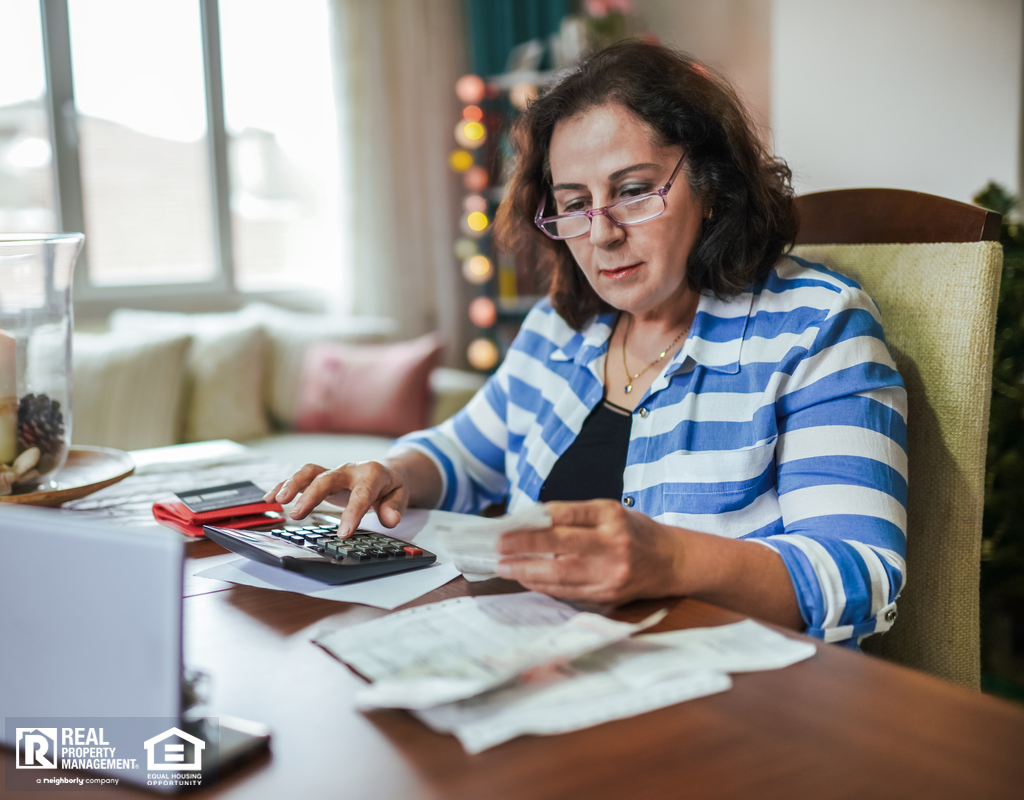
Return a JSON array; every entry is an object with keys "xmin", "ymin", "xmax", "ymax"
[{"xmin": 534, "ymin": 152, "xmax": 688, "ymax": 240}]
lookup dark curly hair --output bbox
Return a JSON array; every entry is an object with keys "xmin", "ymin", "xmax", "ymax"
[{"xmin": 494, "ymin": 40, "xmax": 799, "ymax": 330}]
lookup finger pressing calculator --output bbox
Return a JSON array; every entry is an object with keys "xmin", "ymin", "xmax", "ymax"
[{"xmin": 203, "ymin": 522, "xmax": 437, "ymax": 585}]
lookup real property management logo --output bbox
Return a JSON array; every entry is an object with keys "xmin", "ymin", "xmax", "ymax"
[
  {"xmin": 16, "ymin": 726, "xmax": 136, "ymax": 771},
  {"xmin": 15, "ymin": 728, "xmax": 57, "ymax": 769}
]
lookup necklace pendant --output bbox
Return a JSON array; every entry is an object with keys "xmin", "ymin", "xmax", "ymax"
[{"xmin": 624, "ymin": 384, "xmax": 632, "ymax": 394}]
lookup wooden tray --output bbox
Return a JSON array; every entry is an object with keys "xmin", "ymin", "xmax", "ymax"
[{"xmin": 0, "ymin": 446, "xmax": 135, "ymax": 507}]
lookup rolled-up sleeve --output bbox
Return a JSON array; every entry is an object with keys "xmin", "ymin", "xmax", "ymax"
[{"xmin": 757, "ymin": 284, "xmax": 908, "ymax": 646}]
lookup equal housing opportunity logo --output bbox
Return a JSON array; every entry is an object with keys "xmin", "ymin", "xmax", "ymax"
[{"xmin": 144, "ymin": 727, "xmax": 206, "ymax": 771}]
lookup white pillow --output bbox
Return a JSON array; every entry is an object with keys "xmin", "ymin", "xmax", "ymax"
[
  {"xmin": 72, "ymin": 331, "xmax": 192, "ymax": 450},
  {"xmin": 109, "ymin": 309, "xmax": 271, "ymax": 444}
]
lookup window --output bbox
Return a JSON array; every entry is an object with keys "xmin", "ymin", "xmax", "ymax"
[
  {"xmin": 3, "ymin": 0, "xmax": 342, "ymax": 309},
  {"xmin": 0, "ymin": 0, "xmax": 57, "ymax": 233}
]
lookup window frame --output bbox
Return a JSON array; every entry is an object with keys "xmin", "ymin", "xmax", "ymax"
[{"xmin": 38, "ymin": 0, "xmax": 321, "ymax": 318}]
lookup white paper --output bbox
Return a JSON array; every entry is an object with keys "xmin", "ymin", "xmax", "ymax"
[
  {"xmin": 415, "ymin": 665, "xmax": 730, "ymax": 754},
  {"xmin": 603, "ymin": 619, "xmax": 817, "ymax": 688},
  {"xmin": 315, "ymin": 591, "xmax": 667, "ymax": 710},
  {"xmin": 193, "ymin": 508, "xmax": 461, "ymax": 610},
  {"xmin": 194, "ymin": 558, "xmax": 460, "ymax": 610},
  {"xmin": 409, "ymin": 619, "xmax": 812, "ymax": 753},
  {"xmin": 435, "ymin": 505, "xmax": 552, "ymax": 579}
]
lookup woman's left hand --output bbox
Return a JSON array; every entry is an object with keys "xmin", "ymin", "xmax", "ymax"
[{"xmin": 496, "ymin": 500, "xmax": 686, "ymax": 605}]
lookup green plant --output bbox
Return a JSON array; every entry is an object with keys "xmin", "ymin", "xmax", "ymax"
[{"xmin": 974, "ymin": 181, "xmax": 1024, "ymax": 692}]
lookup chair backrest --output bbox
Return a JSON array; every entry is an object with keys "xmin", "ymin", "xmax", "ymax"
[{"xmin": 792, "ymin": 188, "xmax": 1003, "ymax": 688}]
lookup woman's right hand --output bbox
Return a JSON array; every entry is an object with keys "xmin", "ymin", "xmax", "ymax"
[{"xmin": 264, "ymin": 460, "xmax": 408, "ymax": 538}]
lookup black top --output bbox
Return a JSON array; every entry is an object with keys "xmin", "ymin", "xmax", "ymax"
[{"xmin": 538, "ymin": 400, "xmax": 632, "ymax": 503}]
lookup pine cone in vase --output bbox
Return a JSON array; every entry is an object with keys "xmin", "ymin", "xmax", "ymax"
[{"xmin": 17, "ymin": 393, "xmax": 66, "ymax": 474}]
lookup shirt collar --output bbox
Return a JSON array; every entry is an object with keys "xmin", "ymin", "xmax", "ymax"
[
  {"xmin": 548, "ymin": 309, "xmax": 618, "ymax": 365},
  {"xmin": 547, "ymin": 289, "xmax": 754, "ymax": 375},
  {"xmin": 668, "ymin": 290, "xmax": 754, "ymax": 376}
]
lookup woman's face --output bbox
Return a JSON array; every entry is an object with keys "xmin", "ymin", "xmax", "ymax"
[{"xmin": 547, "ymin": 102, "xmax": 705, "ymax": 319}]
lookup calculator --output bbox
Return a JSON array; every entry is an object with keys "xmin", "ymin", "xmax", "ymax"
[{"xmin": 203, "ymin": 522, "xmax": 437, "ymax": 585}]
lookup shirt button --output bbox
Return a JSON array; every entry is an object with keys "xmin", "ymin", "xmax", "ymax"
[
  {"xmin": 885, "ymin": 608, "xmax": 897, "ymax": 623},
  {"xmin": 638, "ymin": 407, "xmax": 649, "ymax": 418},
  {"xmin": 623, "ymin": 496, "xmax": 634, "ymax": 507}
]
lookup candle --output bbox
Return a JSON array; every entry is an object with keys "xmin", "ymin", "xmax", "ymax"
[{"xmin": 0, "ymin": 329, "xmax": 16, "ymax": 464}]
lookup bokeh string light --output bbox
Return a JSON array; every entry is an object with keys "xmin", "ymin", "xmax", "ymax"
[
  {"xmin": 468, "ymin": 296, "xmax": 497, "ymax": 329},
  {"xmin": 455, "ymin": 74, "xmax": 486, "ymax": 105},
  {"xmin": 453, "ymin": 237, "xmax": 478, "ymax": 260},
  {"xmin": 463, "ymin": 194, "xmax": 488, "ymax": 214},
  {"xmin": 465, "ymin": 211, "xmax": 489, "ymax": 234},
  {"xmin": 462, "ymin": 254, "xmax": 493, "ymax": 284},
  {"xmin": 451, "ymin": 73, "xmax": 505, "ymax": 371},
  {"xmin": 448, "ymin": 149, "xmax": 473, "ymax": 172},
  {"xmin": 454, "ymin": 119, "xmax": 487, "ymax": 149},
  {"xmin": 463, "ymin": 165, "xmax": 488, "ymax": 193},
  {"xmin": 467, "ymin": 337, "xmax": 500, "ymax": 371}
]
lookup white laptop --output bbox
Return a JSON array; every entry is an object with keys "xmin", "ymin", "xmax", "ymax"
[{"xmin": 0, "ymin": 505, "xmax": 268, "ymax": 792}]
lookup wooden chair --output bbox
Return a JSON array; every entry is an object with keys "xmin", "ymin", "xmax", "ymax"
[{"xmin": 792, "ymin": 188, "xmax": 1003, "ymax": 688}]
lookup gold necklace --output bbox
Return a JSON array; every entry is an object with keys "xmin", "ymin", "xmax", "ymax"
[{"xmin": 622, "ymin": 315, "xmax": 690, "ymax": 394}]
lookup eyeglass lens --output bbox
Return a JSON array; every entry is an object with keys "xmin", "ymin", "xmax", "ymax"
[{"xmin": 541, "ymin": 194, "xmax": 667, "ymax": 239}]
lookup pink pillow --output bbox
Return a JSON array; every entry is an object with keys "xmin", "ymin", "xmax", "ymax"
[{"xmin": 294, "ymin": 333, "xmax": 444, "ymax": 437}]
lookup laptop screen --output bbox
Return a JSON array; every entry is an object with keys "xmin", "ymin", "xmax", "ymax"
[{"xmin": 0, "ymin": 505, "xmax": 184, "ymax": 738}]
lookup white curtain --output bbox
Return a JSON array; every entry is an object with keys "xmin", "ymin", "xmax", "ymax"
[{"xmin": 329, "ymin": 0, "xmax": 468, "ymax": 352}]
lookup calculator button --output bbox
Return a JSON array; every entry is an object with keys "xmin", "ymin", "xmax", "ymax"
[
  {"xmin": 287, "ymin": 535, "xmax": 306, "ymax": 545},
  {"xmin": 403, "ymin": 546, "xmax": 423, "ymax": 556},
  {"xmin": 270, "ymin": 529, "xmax": 288, "ymax": 537},
  {"xmin": 304, "ymin": 533, "xmax": 324, "ymax": 542},
  {"xmin": 348, "ymin": 551, "xmax": 370, "ymax": 562}
]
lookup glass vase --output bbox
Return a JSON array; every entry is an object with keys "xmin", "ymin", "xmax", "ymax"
[{"xmin": 0, "ymin": 233, "xmax": 84, "ymax": 494}]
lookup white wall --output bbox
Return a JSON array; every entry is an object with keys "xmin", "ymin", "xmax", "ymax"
[
  {"xmin": 771, "ymin": 0, "xmax": 1022, "ymax": 202},
  {"xmin": 638, "ymin": 0, "xmax": 773, "ymax": 135}
]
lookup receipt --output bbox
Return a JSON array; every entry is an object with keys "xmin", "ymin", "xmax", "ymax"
[
  {"xmin": 435, "ymin": 505, "xmax": 552, "ymax": 580},
  {"xmin": 314, "ymin": 591, "xmax": 666, "ymax": 710},
  {"xmin": 415, "ymin": 663, "xmax": 730, "ymax": 754},
  {"xmin": 411, "ymin": 620, "xmax": 814, "ymax": 753}
]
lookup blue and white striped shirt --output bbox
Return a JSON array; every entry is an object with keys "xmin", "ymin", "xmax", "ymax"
[{"xmin": 395, "ymin": 256, "xmax": 908, "ymax": 646}]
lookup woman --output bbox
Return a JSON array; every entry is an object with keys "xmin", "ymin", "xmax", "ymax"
[{"xmin": 268, "ymin": 42, "xmax": 907, "ymax": 647}]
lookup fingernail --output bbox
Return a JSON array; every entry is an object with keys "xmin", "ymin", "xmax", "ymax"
[{"xmin": 496, "ymin": 562, "xmax": 512, "ymax": 579}]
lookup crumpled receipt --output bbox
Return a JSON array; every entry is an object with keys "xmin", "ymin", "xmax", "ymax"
[
  {"xmin": 315, "ymin": 591, "xmax": 666, "ymax": 710},
  {"xmin": 435, "ymin": 505, "xmax": 552, "ymax": 580}
]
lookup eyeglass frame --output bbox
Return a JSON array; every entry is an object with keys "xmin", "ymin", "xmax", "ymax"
[{"xmin": 533, "ymin": 151, "xmax": 689, "ymax": 241}]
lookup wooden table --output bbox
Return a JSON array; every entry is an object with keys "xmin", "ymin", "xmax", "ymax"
[{"xmin": 6, "ymin": 539, "xmax": 1024, "ymax": 799}]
